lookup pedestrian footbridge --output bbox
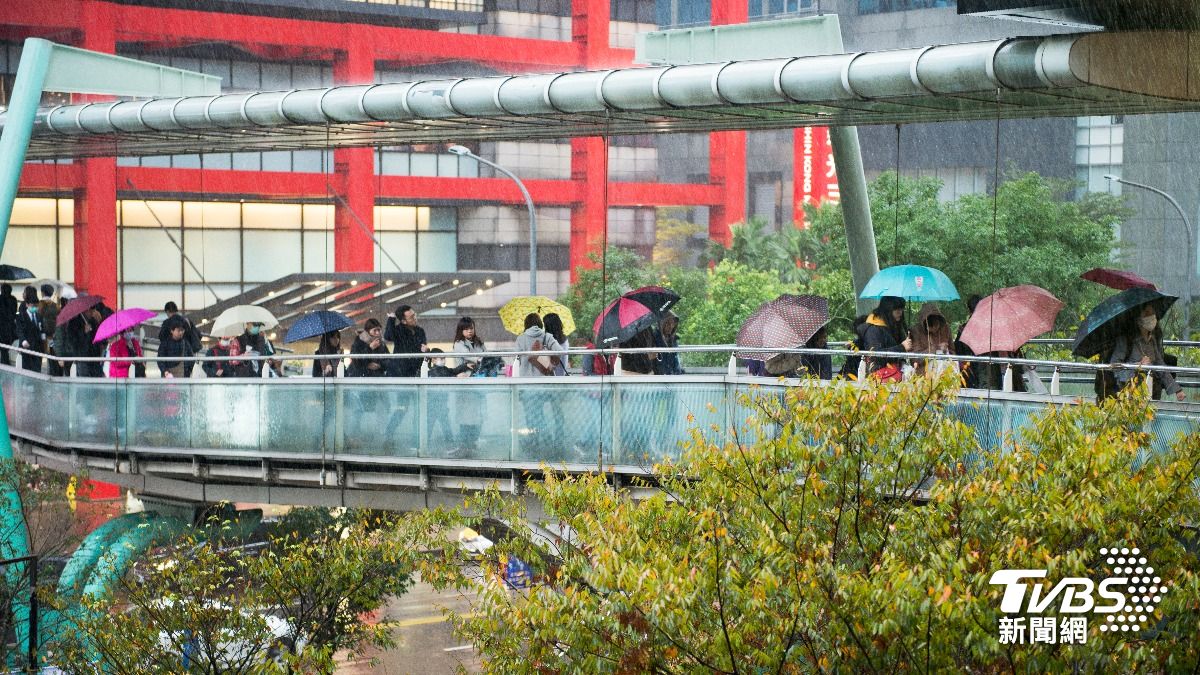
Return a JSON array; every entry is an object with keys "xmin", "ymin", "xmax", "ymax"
[{"xmin": 5, "ymin": 356, "xmax": 1199, "ymax": 512}]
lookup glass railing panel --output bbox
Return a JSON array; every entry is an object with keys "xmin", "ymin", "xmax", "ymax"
[
  {"xmin": 187, "ymin": 382, "xmax": 263, "ymax": 452},
  {"xmin": 422, "ymin": 380, "xmax": 515, "ymax": 462},
  {"xmin": 1148, "ymin": 413, "xmax": 1197, "ymax": 462},
  {"xmin": 611, "ymin": 381, "xmax": 727, "ymax": 466},
  {"xmin": 126, "ymin": 380, "xmax": 196, "ymax": 449},
  {"xmin": 68, "ymin": 378, "xmax": 125, "ymax": 447},
  {"xmin": 262, "ymin": 382, "xmax": 336, "ymax": 455},
  {"xmin": 339, "ymin": 380, "xmax": 420, "ymax": 458},
  {"xmin": 4, "ymin": 371, "xmax": 58, "ymax": 442},
  {"xmin": 511, "ymin": 381, "xmax": 587, "ymax": 465}
]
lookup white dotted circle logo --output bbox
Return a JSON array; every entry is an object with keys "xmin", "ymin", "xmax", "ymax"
[{"xmin": 1097, "ymin": 547, "xmax": 1167, "ymax": 633}]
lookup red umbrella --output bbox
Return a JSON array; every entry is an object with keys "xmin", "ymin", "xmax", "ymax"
[
  {"xmin": 56, "ymin": 294, "xmax": 104, "ymax": 327},
  {"xmin": 1081, "ymin": 267, "xmax": 1157, "ymax": 291},
  {"xmin": 959, "ymin": 285, "xmax": 1064, "ymax": 355},
  {"xmin": 736, "ymin": 295, "xmax": 829, "ymax": 374},
  {"xmin": 592, "ymin": 297, "xmax": 658, "ymax": 347}
]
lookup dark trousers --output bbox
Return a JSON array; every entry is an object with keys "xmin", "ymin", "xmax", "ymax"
[{"xmin": 21, "ymin": 353, "xmax": 42, "ymax": 373}]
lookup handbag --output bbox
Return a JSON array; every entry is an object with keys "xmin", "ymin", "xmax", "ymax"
[{"xmin": 871, "ymin": 363, "xmax": 903, "ymax": 382}]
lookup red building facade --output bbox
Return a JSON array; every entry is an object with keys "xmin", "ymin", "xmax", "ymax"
[{"xmin": 3, "ymin": 0, "xmax": 832, "ymax": 309}]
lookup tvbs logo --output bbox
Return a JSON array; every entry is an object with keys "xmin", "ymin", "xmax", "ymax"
[{"xmin": 988, "ymin": 547, "xmax": 1168, "ymax": 645}]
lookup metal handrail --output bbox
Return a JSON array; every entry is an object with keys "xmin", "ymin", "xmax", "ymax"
[{"xmin": 8, "ymin": 342, "xmax": 1200, "ymax": 377}]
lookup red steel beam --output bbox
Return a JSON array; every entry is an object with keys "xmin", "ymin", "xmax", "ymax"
[{"xmin": 5, "ymin": 0, "xmax": 585, "ymax": 69}]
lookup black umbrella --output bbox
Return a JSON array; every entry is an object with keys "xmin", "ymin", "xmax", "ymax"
[
  {"xmin": 0, "ymin": 265, "xmax": 34, "ymax": 281},
  {"xmin": 1071, "ymin": 288, "xmax": 1177, "ymax": 358},
  {"xmin": 621, "ymin": 285, "xmax": 680, "ymax": 316},
  {"xmin": 592, "ymin": 297, "xmax": 659, "ymax": 347}
]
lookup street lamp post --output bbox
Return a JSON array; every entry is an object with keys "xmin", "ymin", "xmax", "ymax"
[
  {"xmin": 1105, "ymin": 174, "xmax": 1195, "ymax": 339},
  {"xmin": 448, "ymin": 145, "xmax": 538, "ymax": 295}
]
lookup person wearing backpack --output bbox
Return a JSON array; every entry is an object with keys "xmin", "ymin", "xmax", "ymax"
[
  {"xmin": 1106, "ymin": 304, "xmax": 1184, "ymax": 402},
  {"xmin": 514, "ymin": 313, "xmax": 565, "ymax": 458}
]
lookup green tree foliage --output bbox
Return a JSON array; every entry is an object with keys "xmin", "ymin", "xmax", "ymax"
[
  {"xmin": 802, "ymin": 171, "xmax": 1128, "ymax": 329},
  {"xmin": 415, "ymin": 376, "xmax": 1200, "ymax": 672},
  {"xmin": 678, "ymin": 260, "xmax": 796, "ymax": 366},
  {"xmin": 652, "ymin": 208, "xmax": 706, "ymax": 269},
  {"xmin": 703, "ymin": 216, "xmax": 817, "ymax": 286},
  {"xmin": 56, "ymin": 508, "xmax": 417, "ymax": 673},
  {"xmin": 562, "ymin": 247, "xmax": 706, "ymax": 344}
]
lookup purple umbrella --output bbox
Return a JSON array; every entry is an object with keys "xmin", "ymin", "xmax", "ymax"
[{"xmin": 93, "ymin": 308, "xmax": 157, "ymax": 343}]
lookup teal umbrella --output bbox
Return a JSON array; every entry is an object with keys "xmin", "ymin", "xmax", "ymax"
[
  {"xmin": 1071, "ymin": 288, "xmax": 1176, "ymax": 359},
  {"xmin": 859, "ymin": 264, "xmax": 960, "ymax": 302}
]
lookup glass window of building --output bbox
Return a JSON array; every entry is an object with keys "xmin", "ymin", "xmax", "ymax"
[{"xmin": 857, "ymin": 0, "xmax": 954, "ymax": 14}]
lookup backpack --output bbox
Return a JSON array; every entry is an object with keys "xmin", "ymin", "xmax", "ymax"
[
  {"xmin": 838, "ymin": 335, "xmax": 866, "ymax": 380},
  {"xmin": 1094, "ymin": 339, "xmax": 1129, "ymax": 401}
]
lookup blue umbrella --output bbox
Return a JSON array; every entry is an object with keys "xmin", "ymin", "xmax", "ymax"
[
  {"xmin": 284, "ymin": 310, "xmax": 354, "ymax": 344},
  {"xmin": 859, "ymin": 264, "xmax": 960, "ymax": 302},
  {"xmin": 1071, "ymin": 288, "xmax": 1176, "ymax": 358}
]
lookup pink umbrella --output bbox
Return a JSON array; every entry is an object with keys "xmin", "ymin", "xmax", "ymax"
[
  {"xmin": 959, "ymin": 285, "xmax": 1064, "ymax": 355},
  {"xmin": 1081, "ymin": 267, "xmax": 1157, "ymax": 291},
  {"xmin": 93, "ymin": 308, "xmax": 157, "ymax": 343}
]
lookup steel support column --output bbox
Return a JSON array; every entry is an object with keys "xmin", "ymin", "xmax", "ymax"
[
  {"xmin": 570, "ymin": 137, "xmax": 608, "ymax": 278},
  {"xmin": 708, "ymin": 0, "xmax": 749, "ymax": 247},
  {"xmin": 568, "ymin": 0, "xmax": 613, "ymax": 281},
  {"xmin": 333, "ymin": 37, "xmax": 376, "ymax": 273}
]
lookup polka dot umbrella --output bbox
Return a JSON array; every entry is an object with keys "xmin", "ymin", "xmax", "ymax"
[{"xmin": 736, "ymin": 294, "xmax": 830, "ymax": 375}]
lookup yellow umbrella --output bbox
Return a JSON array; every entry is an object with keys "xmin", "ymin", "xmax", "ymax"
[{"xmin": 498, "ymin": 296, "xmax": 575, "ymax": 336}]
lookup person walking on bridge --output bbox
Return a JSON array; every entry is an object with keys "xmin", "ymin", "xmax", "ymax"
[
  {"xmin": 0, "ymin": 284, "xmax": 17, "ymax": 367},
  {"xmin": 385, "ymin": 304, "xmax": 427, "ymax": 377},
  {"xmin": 16, "ymin": 286, "xmax": 43, "ymax": 373},
  {"xmin": 859, "ymin": 295, "xmax": 912, "ymax": 379}
]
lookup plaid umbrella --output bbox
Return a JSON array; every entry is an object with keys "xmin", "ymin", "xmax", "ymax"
[
  {"xmin": 959, "ymin": 285, "xmax": 1063, "ymax": 355},
  {"xmin": 1081, "ymin": 267, "xmax": 1157, "ymax": 291},
  {"xmin": 56, "ymin": 294, "xmax": 104, "ymax": 327},
  {"xmin": 593, "ymin": 296, "xmax": 659, "ymax": 347},
  {"xmin": 1071, "ymin": 287, "xmax": 1177, "ymax": 358},
  {"xmin": 736, "ymin": 294, "xmax": 830, "ymax": 374},
  {"xmin": 621, "ymin": 286, "xmax": 680, "ymax": 316},
  {"xmin": 499, "ymin": 296, "xmax": 576, "ymax": 336}
]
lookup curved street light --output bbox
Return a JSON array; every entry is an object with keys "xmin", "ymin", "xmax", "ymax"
[
  {"xmin": 448, "ymin": 145, "xmax": 538, "ymax": 295},
  {"xmin": 1105, "ymin": 174, "xmax": 1194, "ymax": 338}
]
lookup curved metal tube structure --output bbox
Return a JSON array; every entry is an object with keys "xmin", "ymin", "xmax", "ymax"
[{"xmin": 8, "ymin": 31, "xmax": 1200, "ymax": 158}]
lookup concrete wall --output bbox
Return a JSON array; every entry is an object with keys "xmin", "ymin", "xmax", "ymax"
[{"xmin": 1120, "ymin": 113, "xmax": 1200, "ymax": 299}]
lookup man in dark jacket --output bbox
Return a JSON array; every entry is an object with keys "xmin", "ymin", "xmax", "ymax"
[
  {"xmin": 0, "ymin": 284, "xmax": 17, "ymax": 366},
  {"xmin": 158, "ymin": 317, "xmax": 195, "ymax": 377},
  {"xmin": 384, "ymin": 304, "xmax": 427, "ymax": 377},
  {"xmin": 158, "ymin": 301, "xmax": 202, "ymax": 377}
]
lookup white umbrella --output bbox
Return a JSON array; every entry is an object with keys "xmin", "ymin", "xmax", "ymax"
[
  {"xmin": 209, "ymin": 304, "xmax": 278, "ymax": 337},
  {"xmin": 26, "ymin": 278, "xmax": 77, "ymax": 300}
]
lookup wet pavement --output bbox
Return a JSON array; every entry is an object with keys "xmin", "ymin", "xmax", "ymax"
[{"xmin": 336, "ymin": 577, "xmax": 482, "ymax": 674}]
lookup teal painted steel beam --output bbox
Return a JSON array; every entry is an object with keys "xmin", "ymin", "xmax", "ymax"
[
  {"xmin": 42, "ymin": 42, "xmax": 221, "ymax": 98},
  {"xmin": 635, "ymin": 14, "xmax": 844, "ymax": 65},
  {"xmin": 0, "ymin": 38, "xmax": 216, "ymax": 659}
]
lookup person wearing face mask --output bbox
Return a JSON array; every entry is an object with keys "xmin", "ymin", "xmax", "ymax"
[
  {"xmin": 1110, "ymin": 304, "xmax": 1185, "ymax": 401},
  {"xmin": 107, "ymin": 329, "xmax": 143, "ymax": 379},
  {"xmin": 204, "ymin": 335, "xmax": 251, "ymax": 378},
  {"xmin": 237, "ymin": 322, "xmax": 279, "ymax": 377}
]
